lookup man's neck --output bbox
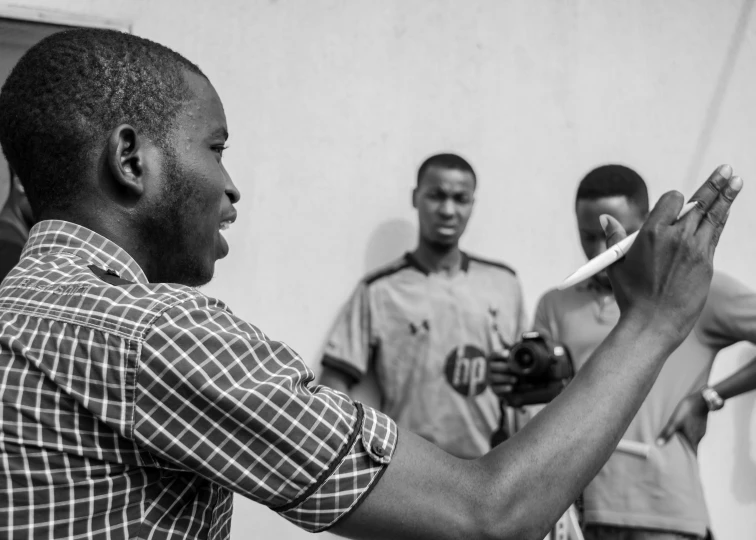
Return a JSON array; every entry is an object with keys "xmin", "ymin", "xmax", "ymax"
[{"xmin": 412, "ymin": 242, "xmax": 463, "ymax": 276}]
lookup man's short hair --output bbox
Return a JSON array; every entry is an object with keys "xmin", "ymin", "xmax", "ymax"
[
  {"xmin": 0, "ymin": 28, "xmax": 205, "ymax": 217},
  {"xmin": 575, "ymin": 164, "xmax": 649, "ymax": 214},
  {"xmin": 417, "ymin": 153, "xmax": 476, "ymax": 187}
]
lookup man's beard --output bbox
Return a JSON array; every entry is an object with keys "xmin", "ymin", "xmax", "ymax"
[
  {"xmin": 424, "ymin": 227, "xmax": 461, "ymax": 252},
  {"xmin": 140, "ymin": 156, "xmax": 212, "ymax": 287},
  {"xmin": 426, "ymin": 239, "xmax": 458, "ymax": 253}
]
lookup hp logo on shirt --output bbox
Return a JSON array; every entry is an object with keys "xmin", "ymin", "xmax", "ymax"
[{"xmin": 444, "ymin": 345, "xmax": 488, "ymax": 397}]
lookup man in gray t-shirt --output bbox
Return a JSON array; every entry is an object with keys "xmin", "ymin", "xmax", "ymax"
[{"xmin": 319, "ymin": 153, "xmax": 526, "ymax": 458}]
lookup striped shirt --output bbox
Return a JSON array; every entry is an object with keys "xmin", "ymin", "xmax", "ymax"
[{"xmin": 0, "ymin": 220, "xmax": 397, "ymax": 539}]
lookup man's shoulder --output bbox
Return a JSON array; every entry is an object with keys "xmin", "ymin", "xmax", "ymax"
[
  {"xmin": 88, "ymin": 270, "xmax": 230, "ymax": 318},
  {"xmin": 696, "ymin": 270, "xmax": 755, "ymax": 329},
  {"xmin": 708, "ymin": 270, "xmax": 750, "ymax": 298},
  {"xmin": 1, "ymin": 257, "xmax": 230, "ymax": 339},
  {"xmin": 362, "ymin": 255, "xmax": 414, "ymax": 286},
  {"xmin": 536, "ymin": 282, "xmax": 594, "ymax": 311},
  {"xmin": 534, "ymin": 287, "xmax": 562, "ymax": 315},
  {"xmin": 537, "ymin": 286, "xmax": 564, "ymax": 304},
  {"xmin": 465, "ymin": 253, "xmax": 517, "ymax": 277}
]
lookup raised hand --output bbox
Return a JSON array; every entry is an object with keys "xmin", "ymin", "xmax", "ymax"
[{"xmin": 603, "ymin": 165, "xmax": 742, "ymax": 346}]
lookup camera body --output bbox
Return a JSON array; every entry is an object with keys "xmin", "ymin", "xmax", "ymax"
[{"xmin": 500, "ymin": 331, "xmax": 574, "ymax": 408}]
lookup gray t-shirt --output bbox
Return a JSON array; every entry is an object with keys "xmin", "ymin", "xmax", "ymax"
[
  {"xmin": 322, "ymin": 252, "xmax": 527, "ymax": 458},
  {"xmin": 534, "ymin": 271, "xmax": 756, "ymax": 536}
]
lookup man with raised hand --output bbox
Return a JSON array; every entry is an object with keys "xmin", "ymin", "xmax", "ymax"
[{"xmin": 0, "ymin": 27, "xmax": 743, "ymax": 540}]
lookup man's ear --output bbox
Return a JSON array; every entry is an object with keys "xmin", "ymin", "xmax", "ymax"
[
  {"xmin": 106, "ymin": 124, "xmax": 147, "ymax": 197},
  {"xmin": 412, "ymin": 187, "xmax": 419, "ymax": 209}
]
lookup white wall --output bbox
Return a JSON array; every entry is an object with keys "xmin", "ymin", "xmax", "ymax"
[{"xmin": 1, "ymin": 1, "xmax": 755, "ymax": 538}]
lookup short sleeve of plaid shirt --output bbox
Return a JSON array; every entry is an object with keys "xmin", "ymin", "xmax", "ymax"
[{"xmin": 135, "ymin": 296, "xmax": 398, "ymax": 532}]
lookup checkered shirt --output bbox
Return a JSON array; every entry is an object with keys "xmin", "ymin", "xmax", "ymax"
[{"xmin": 0, "ymin": 220, "xmax": 398, "ymax": 539}]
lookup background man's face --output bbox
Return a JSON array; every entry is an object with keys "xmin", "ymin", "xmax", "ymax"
[
  {"xmin": 575, "ymin": 195, "xmax": 646, "ymax": 286},
  {"xmin": 413, "ymin": 166, "xmax": 475, "ymax": 249}
]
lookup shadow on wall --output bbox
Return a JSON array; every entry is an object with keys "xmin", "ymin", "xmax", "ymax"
[
  {"xmin": 313, "ymin": 218, "xmax": 415, "ymax": 408},
  {"xmin": 363, "ymin": 218, "xmax": 416, "ymax": 275},
  {"xmin": 354, "ymin": 219, "xmax": 416, "ymax": 407}
]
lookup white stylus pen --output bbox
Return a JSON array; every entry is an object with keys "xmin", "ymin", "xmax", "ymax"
[{"xmin": 558, "ymin": 201, "xmax": 699, "ymax": 291}]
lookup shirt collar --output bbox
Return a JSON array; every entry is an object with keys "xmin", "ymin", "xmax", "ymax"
[
  {"xmin": 404, "ymin": 251, "xmax": 470, "ymax": 275},
  {"xmin": 22, "ymin": 220, "xmax": 149, "ymax": 284}
]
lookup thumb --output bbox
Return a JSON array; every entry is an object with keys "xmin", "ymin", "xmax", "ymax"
[
  {"xmin": 656, "ymin": 416, "xmax": 678, "ymax": 447},
  {"xmin": 600, "ymin": 214, "xmax": 627, "ymax": 249}
]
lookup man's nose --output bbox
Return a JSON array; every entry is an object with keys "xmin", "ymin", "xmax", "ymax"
[
  {"xmin": 223, "ymin": 165, "xmax": 241, "ymax": 204},
  {"xmin": 438, "ymin": 198, "xmax": 455, "ymax": 216}
]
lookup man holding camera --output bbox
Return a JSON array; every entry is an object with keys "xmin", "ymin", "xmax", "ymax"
[
  {"xmin": 527, "ymin": 165, "xmax": 756, "ymax": 540},
  {"xmin": 318, "ymin": 153, "xmax": 527, "ymax": 458}
]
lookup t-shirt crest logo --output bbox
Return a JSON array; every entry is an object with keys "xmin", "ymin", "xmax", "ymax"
[
  {"xmin": 409, "ymin": 320, "xmax": 430, "ymax": 335},
  {"xmin": 444, "ymin": 345, "xmax": 488, "ymax": 397}
]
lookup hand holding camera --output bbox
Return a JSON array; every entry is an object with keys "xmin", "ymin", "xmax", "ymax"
[{"xmin": 489, "ymin": 332, "xmax": 574, "ymax": 408}]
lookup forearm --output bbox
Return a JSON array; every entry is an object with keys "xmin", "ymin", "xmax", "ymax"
[
  {"xmin": 476, "ymin": 314, "xmax": 678, "ymax": 539},
  {"xmin": 713, "ymin": 356, "xmax": 756, "ymax": 401}
]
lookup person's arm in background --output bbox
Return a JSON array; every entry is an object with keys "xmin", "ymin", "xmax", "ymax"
[
  {"xmin": 516, "ymin": 279, "xmax": 530, "ymax": 338},
  {"xmin": 710, "ymin": 357, "xmax": 756, "ymax": 398},
  {"xmin": 318, "ymin": 281, "xmax": 374, "ymax": 396},
  {"xmin": 331, "ymin": 166, "xmax": 741, "ymax": 540},
  {"xmin": 532, "ymin": 293, "xmax": 558, "ymax": 341},
  {"xmin": 658, "ymin": 272, "xmax": 756, "ymax": 449}
]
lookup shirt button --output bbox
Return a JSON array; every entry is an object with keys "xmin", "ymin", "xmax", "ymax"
[{"xmin": 372, "ymin": 444, "xmax": 385, "ymax": 457}]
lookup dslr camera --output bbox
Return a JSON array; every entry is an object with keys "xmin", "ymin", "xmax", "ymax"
[
  {"xmin": 498, "ymin": 331, "xmax": 574, "ymax": 408},
  {"xmin": 490, "ymin": 332, "xmax": 574, "ymax": 447}
]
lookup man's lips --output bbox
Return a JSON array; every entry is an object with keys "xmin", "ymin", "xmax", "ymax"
[
  {"xmin": 436, "ymin": 225, "xmax": 458, "ymax": 234},
  {"xmin": 219, "ymin": 210, "xmax": 237, "ymax": 231}
]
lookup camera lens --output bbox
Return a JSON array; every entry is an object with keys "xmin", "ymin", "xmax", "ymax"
[{"xmin": 515, "ymin": 349, "xmax": 535, "ymax": 369}]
